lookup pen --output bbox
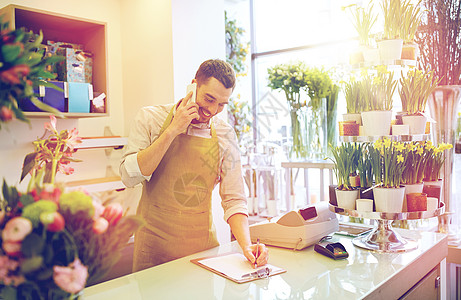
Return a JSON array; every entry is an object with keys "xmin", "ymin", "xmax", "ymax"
[{"xmin": 254, "ymin": 238, "xmax": 260, "ymax": 269}]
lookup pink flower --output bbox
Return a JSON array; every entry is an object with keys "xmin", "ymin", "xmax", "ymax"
[
  {"xmin": 39, "ymin": 184, "xmax": 62, "ymax": 204},
  {"xmin": 92, "ymin": 217, "xmax": 109, "ymax": 234},
  {"xmin": 2, "ymin": 241, "xmax": 22, "ymax": 257},
  {"xmin": 53, "ymin": 257, "xmax": 88, "ymax": 294},
  {"xmin": 102, "ymin": 203, "xmax": 123, "ymax": 226},
  {"xmin": 0, "ymin": 255, "xmax": 25, "ymax": 286},
  {"xmin": 2, "ymin": 217, "xmax": 33, "ymax": 242},
  {"xmin": 92, "ymin": 200, "xmax": 105, "ymax": 220},
  {"xmin": 44, "ymin": 115, "xmax": 57, "ymax": 133}
]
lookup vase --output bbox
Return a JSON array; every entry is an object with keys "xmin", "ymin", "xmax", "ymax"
[
  {"xmin": 401, "ymin": 183, "xmax": 424, "ymax": 212},
  {"xmin": 377, "ymin": 39, "xmax": 403, "ymax": 61},
  {"xmin": 423, "ymin": 179, "xmax": 443, "ymax": 207},
  {"xmin": 402, "ymin": 114, "xmax": 427, "ymax": 135},
  {"xmin": 335, "ymin": 188, "xmax": 359, "ymax": 210},
  {"xmin": 326, "ymin": 86, "xmax": 339, "ymax": 156},
  {"xmin": 361, "ymin": 110, "xmax": 392, "ymax": 136},
  {"xmin": 427, "ymin": 85, "xmax": 461, "ymax": 211},
  {"xmin": 373, "ymin": 186, "xmax": 405, "ymax": 213},
  {"xmin": 288, "ymin": 106, "xmax": 308, "ymax": 160},
  {"xmin": 306, "ymin": 97, "xmax": 327, "ymax": 159}
]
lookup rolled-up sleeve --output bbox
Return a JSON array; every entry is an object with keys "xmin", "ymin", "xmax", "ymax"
[
  {"xmin": 119, "ymin": 106, "xmax": 168, "ymax": 188},
  {"xmin": 216, "ymin": 120, "xmax": 249, "ymax": 222}
]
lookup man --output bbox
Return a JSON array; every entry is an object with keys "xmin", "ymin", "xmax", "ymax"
[{"xmin": 120, "ymin": 59, "xmax": 268, "ymax": 272}]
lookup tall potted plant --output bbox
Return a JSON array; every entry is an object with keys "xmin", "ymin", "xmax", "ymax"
[
  {"xmin": 400, "ymin": 141, "xmax": 427, "ymax": 211},
  {"xmin": 342, "ymin": 78, "xmax": 364, "ymax": 126},
  {"xmin": 328, "ymin": 143, "xmax": 360, "ymax": 210},
  {"xmin": 346, "ymin": 4, "xmax": 379, "ymax": 64},
  {"xmin": 399, "ymin": 68, "xmax": 441, "ymax": 134},
  {"xmin": 378, "ymin": 0, "xmax": 404, "ymax": 61},
  {"xmin": 361, "ymin": 66, "xmax": 397, "ymax": 136},
  {"xmin": 416, "ymin": 0, "xmax": 461, "ymax": 211},
  {"xmin": 369, "ymin": 137, "xmax": 406, "ymax": 212}
]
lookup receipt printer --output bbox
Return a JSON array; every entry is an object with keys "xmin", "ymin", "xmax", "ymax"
[{"xmin": 249, "ymin": 202, "xmax": 338, "ymax": 250}]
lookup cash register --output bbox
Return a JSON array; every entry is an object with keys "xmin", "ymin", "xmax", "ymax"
[{"xmin": 249, "ymin": 201, "xmax": 338, "ymax": 250}]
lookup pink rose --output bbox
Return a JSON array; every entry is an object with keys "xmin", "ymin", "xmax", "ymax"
[
  {"xmin": 2, "ymin": 241, "xmax": 22, "ymax": 257},
  {"xmin": 2, "ymin": 217, "xmax": 33, "ymax": 242},
  {"xmin": 53, "ymin": 257, "xmax": 88, "ymax": 294}
]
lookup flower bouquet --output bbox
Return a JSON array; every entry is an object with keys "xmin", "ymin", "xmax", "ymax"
[
  {"xmin": 0, "ymin": 117, "xmax": 144, "ymax": 299},
  {"xmin": 267, "ymin": 61, "xmax": 309, "ymax": 159},
  {"xmin": 0, "ymin": 18, "xmax": 65, "ymax": 128}
]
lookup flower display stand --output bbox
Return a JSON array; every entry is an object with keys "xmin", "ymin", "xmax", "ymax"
[{"xmin": 330, "ymin": 202, "xmax": 445, "ymax": 253}]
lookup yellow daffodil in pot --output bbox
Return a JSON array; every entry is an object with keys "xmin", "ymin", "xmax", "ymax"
[
  {"xmin": 328, "ymin": 143, "xmax": 360, "ymax": 210},
  {"xmin": 399, "ymin": 141, "xmax": 426, "ymax": 211},
  {"xmin": 369, "ymin": 137, "xmax": 406, "ymax": 212},
  {"xmin": 399, "ymin": 68, "xmax": 441, "ymax": 134}
]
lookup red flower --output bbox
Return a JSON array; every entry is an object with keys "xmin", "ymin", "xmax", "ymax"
[
  {"xmin": 0, "ymin": 65, "xmax": 30, "ymax": 85},
  {"xmin": 0, "ymin": 106, "xmax": 14, "ymax": 121},
  {"xmin": 101, "ymin": 203, "xmax": 123, "ymax": 226}
]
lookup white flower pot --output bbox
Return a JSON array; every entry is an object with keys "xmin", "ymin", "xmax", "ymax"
[
  {"xmin": 361, "ymin": 110, "xmax": 392, "ymax": 136},
  {"xmin": 378, "ymin": 39, "xmax": 403, "ymax": 61},
  {"xmin": 391, "ymin": 124, "xmax": 409, "ymax": 136},
  {"xmin": 335, "ymin": 188, "xmax": 359, "ymax": 210},
  {"xmin": 356, "ymin": 198, "xmax": 374, "ymax": 212},
  {"xmin": 373, "ymin": 186, "xmax": 405, "ymax": 213},
  {"xmin": 342, "ymin": 113, "xmax": 362, "ymax": 125},
  {"xmin": 402, "ymin": 115, "xmax": 427, "ymax": 135}
]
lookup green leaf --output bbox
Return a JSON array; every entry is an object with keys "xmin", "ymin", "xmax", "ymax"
[
  {"xmin": 29, "ymin": 97, "xmax": 65, "ymax": 118},
  {"xmin": 21, "ymin": 256, "xmax": 44, "ymax": 274},
  {"xmin": 1, "ymin": 44, "xmax": 21, "ymax": 62},
  {"xmin": 20, "ymin": 193, "xmax": 35, "ymax": 207},
  {"xmin": 21, "ymin": 152, "xmax": 38, "ymax": 182},
  {"xmin": 36, "ymin": 267, "xmax": 53, "ymax": 281},
  {"xmin": 0, "ymin": 286, "xmax": 17, "ymax": 300},
  {"xmin": 22, "ymin": 233, "xmax": 45, "ymax": 257}
]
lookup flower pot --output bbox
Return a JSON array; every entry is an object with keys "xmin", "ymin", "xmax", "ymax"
[
  {"xmin": 361, "ymin": 110, "xmax": 392, "ymax": 136},
  {"xmin": 402, "ymin": 114, "xmax": 427, "ymax": 135},
  {"xmin": 377, "ymin": 39, "xmax": 403, "ymax": 61},
  {"xmin": 339, "ymin": 121, "xmax": 359, "ymax": 136},
  {"xmin": 423, "ymin": 182, "xmax": 442, "ymax": 208},
  {"xmin": 362, "ymin": 47, "xmax": 380, "ymax": 64},
  {"xmin": 402, "ymin": 183, "xmax": 424, "ymax": 212},
  {"xmin": 373, "ymin": 186, "xmax": 405, "ymax": 213},
  {"xmin": 356, "ymin": 199, "xmax": 374, "ymax": 212},
  {"xmin": 401, "ymin": 42, "xmax": 419, "ymax": 60},
  {"xmin": 335, "ymin": 188, "xmax": 359, "ymax": 210},
  {"xmin": 391, "ymin": 124, "xmax": 409, "ymax": 136},
  {"xmin": 342, "ymin": 113, "xmax": 362, "ymax": 125},
  {"xmin": 406, "ymin": 193, "xmax": 427, "ymax": 212}
]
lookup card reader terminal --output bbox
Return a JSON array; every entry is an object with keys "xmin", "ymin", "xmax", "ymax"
[{"xmin": 314, "ymin": 237, "xmax": 349, "ymax": 260}]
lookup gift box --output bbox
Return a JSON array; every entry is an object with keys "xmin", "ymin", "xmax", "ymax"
[
  {"xmin": 43, "ymin": 81, "xmax": 65, "ymax": 112},
  {"xmin": 46, "ymin": 40, "xmax": 83, "ymax": 54},
  {"xmin": 56, "ymin": 48, "xmax": 93, "ymax": 84},
  {"xmin": 68, "ymin": 82, "xmax": 91, "ymax": 113}
]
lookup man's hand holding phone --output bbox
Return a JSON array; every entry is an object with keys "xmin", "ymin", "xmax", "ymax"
[{"xmin": 167, "ymin": 84, "xmax": 199, "ymax": 136}]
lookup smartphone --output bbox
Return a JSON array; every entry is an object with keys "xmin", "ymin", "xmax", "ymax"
[{"xmin": 186, "ymin": 83, "xmax": 197, "ymax": 104}]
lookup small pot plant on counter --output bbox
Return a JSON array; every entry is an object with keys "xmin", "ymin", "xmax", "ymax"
[
  {"xmin": 328, "ymin": 143, "xmax": 360, "ymax": 210},
  {"xmin": 399, "ymin": 68, "xmax": 441, "ymax": 134}
]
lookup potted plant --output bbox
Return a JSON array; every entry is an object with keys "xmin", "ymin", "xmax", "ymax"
[
  {"xmin": 399, "ymin": 68, "xmax": 440, "ymax": 134},
  {"xmin": 417, "ymin": 0, "xmax": 461, "ymax": 212},
  {"xmin": 378, "ymin": 0, "xmax": 404, "ymax": 61},
  {"xmin": 267, "ymin": 61, "xmax": 309, "ymax": 160},
  {"xmin": 357, "ymin": 143, "xmax": 374, "ymax": 199},
  {"xmin": 346, "ymin": 4, "xmax": 379, "ymax": 64},
  {"xmin": 328, "ymin": 143, "xmax": 360, "ymax": 210},
  {"xmin": 400, "ymin": 141, "xmax": 427, "ymax": 211},
  {"xmin": 400, "ymin": 0, "xmax": 423, "ymax": 60},
  {"xmin": 361, "ymin": 66, "xmax": 397, "ymax": 136},
  {"xmin": 369, "ymin": 137, "xmax": 406, "ymax": 212},
  {"xmin": 342, "ymin": 78, "xmax": 364, "ymax": 127}
]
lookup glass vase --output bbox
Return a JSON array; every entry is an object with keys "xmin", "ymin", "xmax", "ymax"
[
  {"xmin": 288, "ymin": 106, "xmax": 308, "ymax": 160},
  {"xmin": 306, "ymin": 97, "xmax": 327, "ymax": 159}
]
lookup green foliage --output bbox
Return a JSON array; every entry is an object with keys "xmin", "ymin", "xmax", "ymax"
[
  {"xmin": 22, "ymin": 200, "xmax": 58, "ymax": 227},
  {"xmin": 59, "ymin": 191, "xmax": 95, "ymax": 218},
  {"xmin": 328, "ymin": 143, "xmax": 360, "ymax": 190},
  {"xmin": 381, "ymin": 0, "xmax": 404, "ymax": 39},
  {"xmin": 225, "ymin": 11, "xmax": 249, "ymax": 76},
  {"xmin": 0, "ymin": 17, "xmax": 65, "ymax": 127},
  {"xmin": 400, "ymin": 0, "xmax": 423, "ymax": 43},
  {"xmin": 399, "ymin": 68, "xmax": 441, "ymax": 115},
  {"xmin": 346, "ymin": 3, "xmax": 378, "ymax": 46}
]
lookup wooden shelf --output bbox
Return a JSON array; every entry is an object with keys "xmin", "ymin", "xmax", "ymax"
[
  {"xmin": 66, "ymin": 176, "xmax": 125, "ymax": 193},
  {"xmin": 76, "ymin": 136, "xmax": 127, "ymax": 150},
  {"xmin": 0, "ymin": 4, "xmax": 108, "ymax": 117}
]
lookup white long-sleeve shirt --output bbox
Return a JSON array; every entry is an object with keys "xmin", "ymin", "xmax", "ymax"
[{"xmin": 119, "ymin": 103, "xmax": 248, "ymax": 222}]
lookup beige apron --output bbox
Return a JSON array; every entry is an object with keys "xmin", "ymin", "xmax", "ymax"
[{"xmin": 133, "ymin": 107, "xmax": 220, "ymax": 272}]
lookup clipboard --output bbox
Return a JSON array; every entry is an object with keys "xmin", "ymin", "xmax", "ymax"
[{"xmin": 190, "ymin": 252, "xmax": 286, "ymax": 284}]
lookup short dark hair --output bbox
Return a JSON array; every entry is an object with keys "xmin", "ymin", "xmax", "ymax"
[{"xmin": 195, "ymin": 59, "xmax": 236, "ymax": 90}]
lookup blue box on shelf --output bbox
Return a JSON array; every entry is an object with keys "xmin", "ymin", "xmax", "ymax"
[
  {"xmin": 68, "ymin": 82, "xmax": 91, "ymax": 113},
  {"xmin": 43, "ymin": 81, "xmax": 65, "ymax": 112}
]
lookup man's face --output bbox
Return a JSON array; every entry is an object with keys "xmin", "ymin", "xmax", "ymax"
[{"xmin": 192, "ymin": 77, "xmax": 232, "ymax": 124}]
